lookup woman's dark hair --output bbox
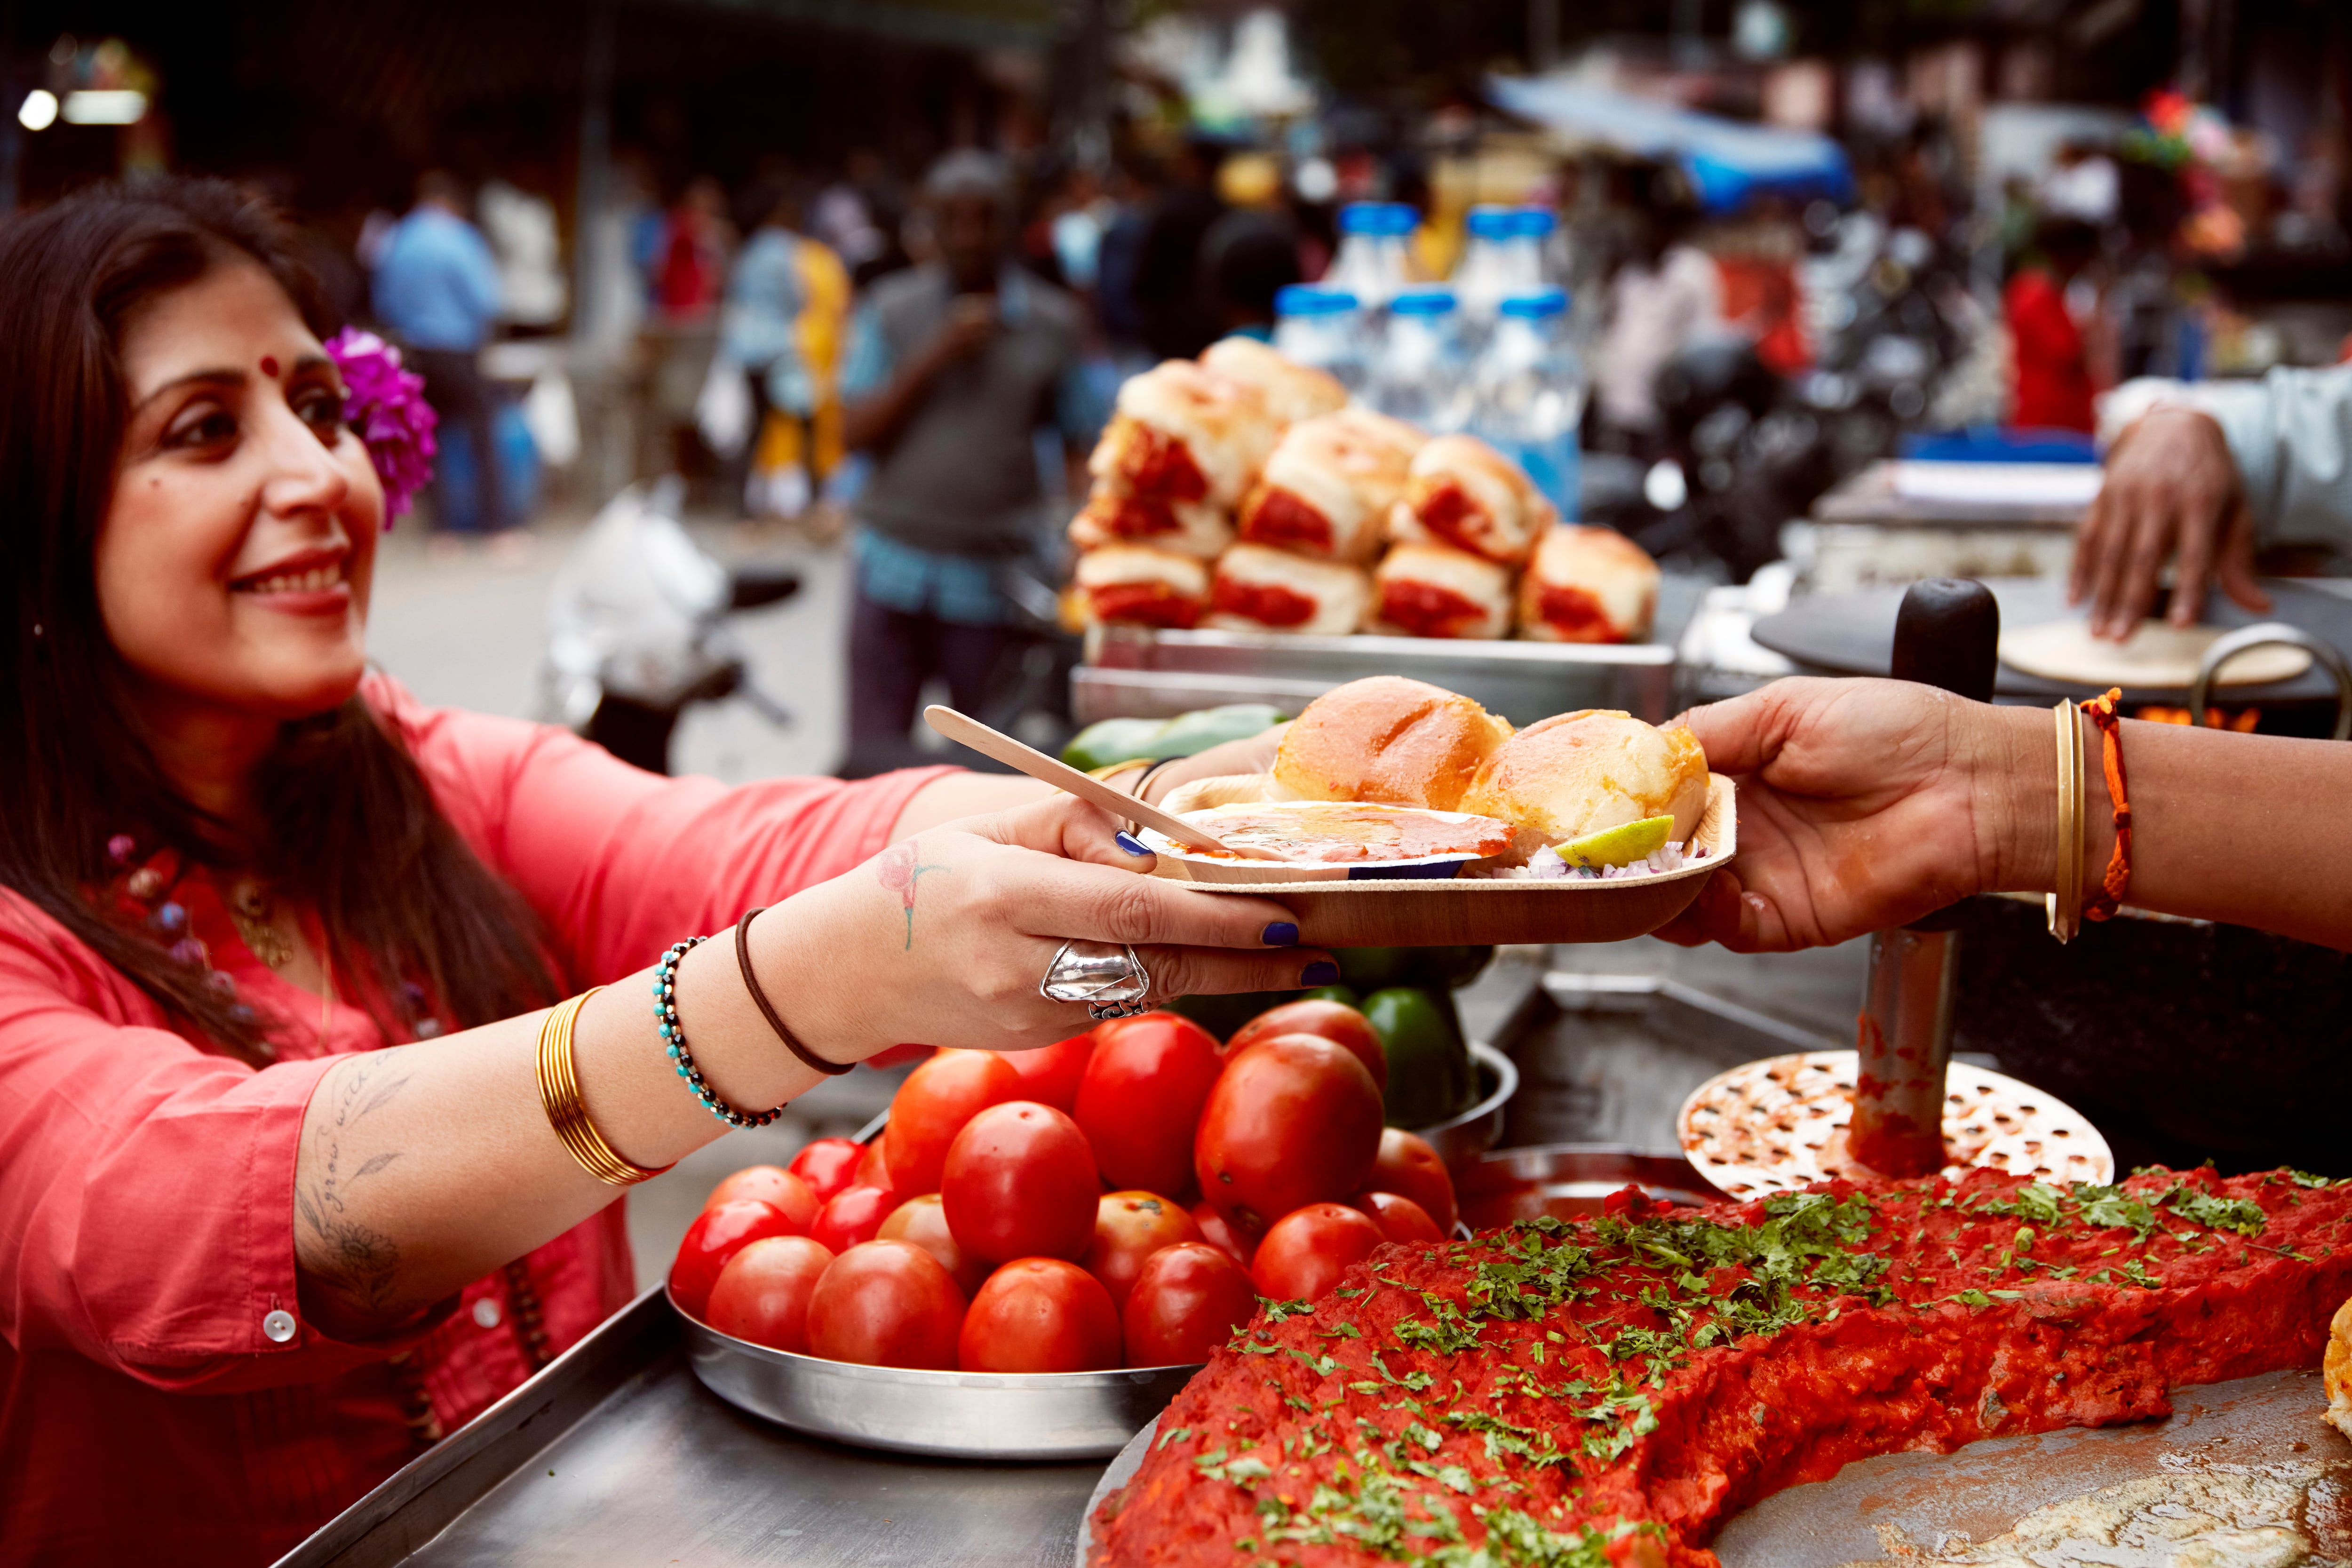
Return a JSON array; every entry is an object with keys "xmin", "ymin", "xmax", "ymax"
[{"xmin": 0, "ymin": 177, "xmax": 558, "ymax": 1064}]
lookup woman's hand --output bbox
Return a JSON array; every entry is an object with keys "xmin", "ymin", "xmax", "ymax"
[
  {"xmin": 755, "ymin": 791, "xmax": 1326, "ymax": 1058},
  {"xmin": 1136, "ymin": 722, "xmax": 1292, "ymax": 805},
  {"xmin": 1655, "ymin": 678, "xmax": 2042, "ymax": 952}
]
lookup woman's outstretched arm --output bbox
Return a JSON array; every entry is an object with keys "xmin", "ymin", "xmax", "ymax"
[
  {"xmin": 292, "ymin": 792, "xmax": 1320, "ymax": 1340},
  {"xmin": 1657, "ymin": 677, "xmax": 2352, "ymax": 954}
]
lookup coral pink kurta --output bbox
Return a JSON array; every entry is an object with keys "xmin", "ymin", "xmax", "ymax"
[{"xmin": 0, "ymin": 675, "xmax": 951, "ymax": 1564}]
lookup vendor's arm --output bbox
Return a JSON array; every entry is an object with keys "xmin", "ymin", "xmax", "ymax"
[
  {"xmin": 1656, "ymin": 677, "xmax": 2352, "ymax": 954},
  {"xmin": 2071, "ymin": 363, "xmax": 2352, "ymax": 637}
]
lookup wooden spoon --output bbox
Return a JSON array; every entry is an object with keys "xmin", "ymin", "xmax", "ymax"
[{"xmin": 922, "ymin": 706, "xmax": 1286, "ymax": 861}]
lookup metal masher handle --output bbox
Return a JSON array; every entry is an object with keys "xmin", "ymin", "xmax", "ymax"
[{"xmin": 2187, "ymin": 623, "xmax": 2352, "ymax": 742}]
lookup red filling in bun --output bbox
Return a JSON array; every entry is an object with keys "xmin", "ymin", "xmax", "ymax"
[
  {"xmin": 1379, "ymin": 580, "xmax": 1485, "ymax": 638},
  {"xmin": 1211, "ymin": 576, "xmax": 1317, "ymax": 628},
  {"xmin": 1089, "ymin": 582, "xmax": 1201, "ymax": 629},
  {"xmin": 1112, "ymin": 426, "xmax": 1209, "ymax": 501},
  {"xmin": 1096, "ymin": 492, "xmax": 1183, "ymax": 540},
  {"xmin": 1412, "ymin": 479, "xmax": 1485, "ymax": 555},
  {"xmin": 1240, "ymin": 487, "xmax": 1333, "ymax": 552},
  {"xmin": 1534, "ymin": 583, "xmax": 1627, "ymax": 644}
]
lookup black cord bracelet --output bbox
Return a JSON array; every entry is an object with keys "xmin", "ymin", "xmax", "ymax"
[{"xmin": 734, "ymin": 907, "xmax": 854, "ymax": 1077}]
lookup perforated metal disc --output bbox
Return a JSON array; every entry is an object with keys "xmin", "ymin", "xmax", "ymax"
[{"xmin": 1677, "ymin": 1051, "xmax": 2114, "ymax": 1200}]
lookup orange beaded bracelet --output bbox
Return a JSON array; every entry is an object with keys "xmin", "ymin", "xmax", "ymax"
[{"xmin": 2081, "ymin": 687, "xmax": 2132, "ymax": 922}]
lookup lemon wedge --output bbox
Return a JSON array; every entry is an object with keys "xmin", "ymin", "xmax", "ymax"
[{"xmin": 1554, "ymin": 815, "xmax": 1675, "ymax": 870}]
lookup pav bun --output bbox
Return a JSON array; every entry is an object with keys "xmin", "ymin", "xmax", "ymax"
[
  {"xmin": 1270, "ymin": 676, "xmax": 1514, "ymax": 812},
  {"xmin": 1462, "ymin": 710, "xmax": 1708, "ymax": 845},
  {"xmin": 1200, "ymin": 336, "xmax": 1349, "ymax": 428}
]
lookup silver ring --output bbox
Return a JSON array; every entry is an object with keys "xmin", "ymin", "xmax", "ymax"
[{"xmin": 1039, "ymin": 939, "xmax": 1151, "ymax": 1016}]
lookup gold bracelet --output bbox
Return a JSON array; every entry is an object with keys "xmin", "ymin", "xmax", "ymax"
[
  {"xmin": 536, "ymin": 988, "xmax": 673, "ymax": 1186},
  {"xmin": 1087, "ymin": 758, "xmax": 1152, "ymax": 789},
  {"xmin": 2046, "ymin": 699, "xmax": 2084, "ymax": 944}
]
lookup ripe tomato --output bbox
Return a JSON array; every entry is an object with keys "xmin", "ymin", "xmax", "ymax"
[
  {"xmin": 941, "ymin": 1101, "xmax": 1099, "ymax": 1264},
  {"xmin": 670, "ymin": 1198, "xmax": 803, "ymax": 1319},
  {"xmin": 810, "ymin": 1184, "xmax": 898, "ymax": 1255},
  {"xmin": 1250, "ymin": 1202, "xmax": 1385, "ymax": 1303},
  {"xmin": 805, "ymin": 1240, "xmax": 966, "ymax": 1369},
  {"xmin": 1351, "ymin": 1190, "xmax": 1445, "ymax": 1244},
  {"xmin": 1073, "ymin": 1011, "xmax": 1224, "ymax": 1198},
  {"xmin": 881, "ymin": 1048, "xmax": 1023, "ymax": 1196},
  {"xmin": 703, "ymin": 1165, "xmax": 819, "ymax": 1229},
  {"xmin": 1369, "ymin": 1127, "xmax": 1457, "ymax": 1232},
  {"xmin": 1081, "ymin": 1191, "xmax": 1201, "ymax": 1307},
  {"xmin": 958, "ymin": 1258, "xmax": 1122, "ymax": 1372},
  {"xmin": 854, "ymin": 1139, "xmax": 896, "ymax": 1193},
  {"xmin": 787, "ymin": 1137, "xmax": 865, "ymax": 1201},
  {"xmin": 1226, "ymin": 1000, "xmax": 1387, "ymax": 1092},
  {"xmin": 1124, "ymin": 1242, "xmax": 1258, "ymax": 1365},
  {"xmin": 1194, "ymin": 1035, "xmax": 1383, "ymax": 1233},
  {"xmin": 1000, "ymin": 1031, "xmax": 1096, "ymax": 1112},
  {"xmin": 877, "ymin": 1193, "xmax": 988, "ymax": 1294},
  {"xmin": 705, "ymin": 1235, "xmax": 835, "ymax": 1352},
  {"xmin": 1191, "ymin": 1200, "xmax": 1258, "ymax": 1268}
]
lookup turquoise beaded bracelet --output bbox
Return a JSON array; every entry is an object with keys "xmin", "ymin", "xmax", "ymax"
[{"xmin": 655, "ymin": 936, "xmax": 786, "ymax": 1129}]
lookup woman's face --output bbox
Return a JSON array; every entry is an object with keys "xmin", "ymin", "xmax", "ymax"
[{"xmin": 97, "ymin": 262, "xmax": 382, "ymax": 724}]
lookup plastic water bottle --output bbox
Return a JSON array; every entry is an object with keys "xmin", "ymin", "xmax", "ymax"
[
  {"xmin": 1452, "ymin": 205, "xmax": 1521, "ymax": 341},
  {"xmin": 1510, "ymin": 207, "xmax": 1559, "ymax": 291},
  {"xmin": 1368, "ymin": 287, "xmax": 1473, "ymax": 433},
  {"xmin": 1327, "ymin": 202, "xmax": 1415, "ymax": 311},
  {"xmin": 1472, "ymin": 287, "xmax": 1584, "ymax": 518},
  {"xmin": 1273, "ymin": 284, "xmax": 1366, "ymax": 393}
]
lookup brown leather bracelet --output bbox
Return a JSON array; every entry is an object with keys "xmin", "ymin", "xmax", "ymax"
[{"xmin": 734, "ymin": 907, "xmax": 853, "ymax": 1076}]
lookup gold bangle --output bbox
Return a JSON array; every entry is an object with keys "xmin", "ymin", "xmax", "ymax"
[
  {"xmin": 1087, "ymin": 758, "xmax": 1152, "ymax": 789},
  {"xmin": 2046, "ymin": 699, "xmax": 2084, "ymax": 944},
  {"xmin": 536, "ymin": 989, "xmax": 673, "ymax": 1186}
]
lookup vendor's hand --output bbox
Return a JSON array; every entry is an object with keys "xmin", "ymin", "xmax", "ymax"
[
  {"xmin": 1654, "ymin": 678, "xmax": 2036, "ymax": 952},
  {"xmin": 761, "ymin": 791, "xmax": 1322, "ymax": 1058},
  {"xmin": 2069, "ymin": 406, "xmax": 2269, "ymax": 639},
  {"xmin": 933, "ymin": 294, "xmax": 999, "ymax": 362}
]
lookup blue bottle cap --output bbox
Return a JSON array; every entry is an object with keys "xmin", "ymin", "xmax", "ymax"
[
  {"xmin": 1498, "ymin": 287, "xmax": 1569, "ymax": 318},
  {"xmin": 1466, "ymin": 204, "xmax": 1518, "ymax": 239},
  {"xmin": 1390, "ymin": 287, "xmax": 1458, "ymax": 316},
  {"xmin": 1514, "ymin": 207, "xmax": 1559, "ymax": 237},
  {"xmin": 1338, "ymin": 202, "xmax": 1388, "ymax": 235},
  {"xmin": 1277, "ymin": 284, "xmax": 1358, "ymax": 317}
]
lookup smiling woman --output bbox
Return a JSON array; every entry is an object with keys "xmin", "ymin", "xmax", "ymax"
[{"xmin": 0, "ymin": 180, "xmax": 1326, "ymax": 1567}]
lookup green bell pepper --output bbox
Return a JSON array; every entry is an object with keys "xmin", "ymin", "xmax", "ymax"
[
  {"xmin": 1363, "ymin": 986, "xmax": 1475, "ymax": 1129},
  {"xmin": 1059, "ymin": 704, "xmax": 1287, "ymax": 772}
]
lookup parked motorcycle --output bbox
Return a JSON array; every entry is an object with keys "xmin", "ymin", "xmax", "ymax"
[{"xmin": 540, "ymin": 478, "xmax": 799, "ymax": 774}]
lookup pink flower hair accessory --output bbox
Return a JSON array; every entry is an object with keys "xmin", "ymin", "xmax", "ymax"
[{"xmin": 323, "ymin": 327, "xmax": 437, "ymax": 524}]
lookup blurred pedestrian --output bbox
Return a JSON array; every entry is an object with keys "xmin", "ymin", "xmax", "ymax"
[
  {"xmin": 2006, "ymin": 217, "xmax": 2102, "ymax": 433},
  {"xmin": 837, "ymin": 151, "xmax": 1093, "ymax": 771},
  {"xmin": 1132, "ymin": 137, "xmax": 1225, "ymax": 360},
  {"xmin": 371, "ymin": 170, "xmax": 508, "ymax": 535},
  {"xmin": 1198, "ymin": 207, "xmax": 1302, "ymax": 342},
  {"xmin": 653, "ymin": 175, "xmax": 732, "ymax": 324},
  {"xmin": 722, "ymin": 179, "xmax": 851, "ymax": 521}
]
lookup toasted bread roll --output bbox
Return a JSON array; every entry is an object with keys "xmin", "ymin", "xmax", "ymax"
[
  {"xmin": 1200, "ymin": 336, "xmax": 1349, "ymax": 427},
  {"xmin": 1236, "ymin": 409, "xmax": 1425, "ymax": 565},
  {"xmin": 1270, "ymin": 676, "xmax": 1514, "ymax": 812},
  {"xmin": 1072, "ymin": 544, "xmax": 1211, "ymax": 629},
  {"xmin": 1090, "ymin": 360, "xmax": 1277, "ymax": 509},
  {"xmin": 2327, "ymin": 1293, "xmax": 2352, "ymax": 1441},
  {"xmin": 1387, "ymin": 433, "xmax": 1556, "ymax": 567},
  {"xmin": 1462, "ymin": 709, "xmax": 1709, "ymax": 845},
  {"xmin": 1517, "ymin": 524, "xmax": 1660, "ymax": 644},
  {"xmin": 1067, "ymin": 484, "xmax": 1234, "ymax": 560},
  {"xmin": 1370, "ymin": 541, "xmax": 1513, "ymax": 640},
  {"xmin": 1205, "ymin": 543, "xmax": 1370, "ymax": 636}
]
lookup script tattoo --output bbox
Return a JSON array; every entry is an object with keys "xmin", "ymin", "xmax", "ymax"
[
  {"xmin": 295, "ymin": 1051, "xmax": 413, "ymax": 1316},
  {"xmin": 874, "ymin": 839, "xmax": 950, "ymax": 950}
]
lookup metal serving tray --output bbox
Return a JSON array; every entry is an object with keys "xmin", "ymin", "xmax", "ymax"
[{"xmin": 1076, "ymin": 624, "xmax": 1677, "ymax": 727}]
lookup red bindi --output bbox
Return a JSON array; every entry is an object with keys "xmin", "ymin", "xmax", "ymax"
[{"xmin": 260, "ymin": 355, "xmax": 279, "ymax": 377}]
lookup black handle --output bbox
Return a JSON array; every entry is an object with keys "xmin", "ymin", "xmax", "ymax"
[{"xmin": 1891, "ymin": 577, "xmax": 1999, "ymax": 703}]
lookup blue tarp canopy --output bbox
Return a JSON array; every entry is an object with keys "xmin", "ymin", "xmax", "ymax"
[{"xmin": 1486, "ymin": 76, "xmax": 1855, "ymax": 213}]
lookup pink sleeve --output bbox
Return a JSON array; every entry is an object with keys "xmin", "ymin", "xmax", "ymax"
[
  {"xmin": 0, "ymin": 899, "xmax": 451, "ymax": 1393},
  {"xmin": 369, "ymin": 676, "xmax": 959, "ymax": 986}
]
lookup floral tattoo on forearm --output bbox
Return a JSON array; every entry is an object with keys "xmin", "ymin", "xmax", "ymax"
[
  {"xmin": 295, "ymin": 1050, "xmax": 412, "ymax": 1317},
  {"xmin": 874, "ymin": 839, "xmax": 950, "ymax": 950}
]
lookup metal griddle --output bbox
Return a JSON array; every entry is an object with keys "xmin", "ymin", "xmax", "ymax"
[{"xmin": 1750, "ymin": 576, "xmax": 2352, "ymax": 706}]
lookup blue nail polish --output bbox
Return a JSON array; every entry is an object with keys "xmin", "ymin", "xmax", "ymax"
[
  {"xmin": 1301, "ymin": 960, "xmax": 1340, "ymax": 987},
  {"xmin": 1115, "ymin": 830, "xmax": 1152, "ymax": 857},
  {"xmin": 1262, "ymin": 921, "xmax": 1299, "ymax": 947}
]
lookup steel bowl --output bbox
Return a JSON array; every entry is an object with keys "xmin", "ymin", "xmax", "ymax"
[
  {"xmin": 676, "ymin": 1293, "xmax": 1200, "ymax": 1460},
  {"xmin": 1414, "ymin": 1041, "xmax": 1520, "ymax": 1168},
  {"xmin": 1455, "ymin": 1143, "xmax": 1720, "ymax": 1228}
]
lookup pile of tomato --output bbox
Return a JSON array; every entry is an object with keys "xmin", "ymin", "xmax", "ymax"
[{"xmin": 667, "ymin": 999, "xmax": 1458, "ymax": 1374}]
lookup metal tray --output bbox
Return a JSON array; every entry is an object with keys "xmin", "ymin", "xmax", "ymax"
[
  {"xmin": 1455, "ymin": 1142, "xmax": 1720, "ymax": 1226},
  {"xmin": 677, "ymin": 1294, "xmax": 1200, "ymax": 1461},
  {"xmin": 1076, "ymin": 623, "xmax": 1677, "ymax": 727},
  {"xmin": 1419, "ymin": 1041, "xmax": 1520, "ymax": 1167}
]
